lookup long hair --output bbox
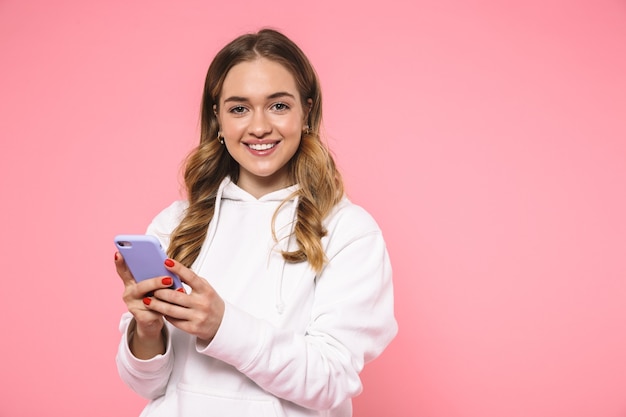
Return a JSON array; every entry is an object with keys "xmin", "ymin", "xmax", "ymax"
[{"xmin": 168, "ymin": 28, "xmax": 343, "ymax": 272}]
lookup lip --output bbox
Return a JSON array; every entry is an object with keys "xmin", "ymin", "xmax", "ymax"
[{"xmin": 243, "ymin": 140, "xmax": 280, "ymax": 156}]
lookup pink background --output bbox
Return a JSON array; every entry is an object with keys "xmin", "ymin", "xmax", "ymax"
[{"xmin": 1, "ymin": 1, "xmax": 625, "ymax": 416}]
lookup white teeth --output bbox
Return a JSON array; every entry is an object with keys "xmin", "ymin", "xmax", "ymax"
[{"xmin": 248, "ymin": 143, "xmax": 276, "ymax": 151}]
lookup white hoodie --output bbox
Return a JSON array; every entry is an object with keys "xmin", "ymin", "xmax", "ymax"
[{"xmin": 117, "ymin": 177, "xmax": 398, "ymax": 417}]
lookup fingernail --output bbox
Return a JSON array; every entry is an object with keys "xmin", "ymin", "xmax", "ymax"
[
  {"xmin": 162, "ymin": 277, "xmax": 173, "ymax": 286},
  {"xmin": 164, "ymin": 258, "xmax": 175, "ymax": 267},
  {"xmin": 176, "ymin": 287, "xmax": 185, "ymax": 293},
  {"xmin": 143, "ymin": 297, "xmax": 151, "ymax": 306},
  {"xmin": 114, "ymin": 252, "xmax": 118, "ymax": 261}
]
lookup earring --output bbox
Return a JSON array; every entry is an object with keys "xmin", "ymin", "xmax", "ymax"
[
  {"xmin": 217, "ymin": 131, "xmax": 224, "ymax": 145},
  {"xmin": 302, "ymin": 125, "xmax": 310, "ymax": 135}
]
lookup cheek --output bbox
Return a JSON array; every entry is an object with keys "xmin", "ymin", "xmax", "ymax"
[
  {"xmin": 275, "ymin": 117, "xmax": 304, "ymax": 136},
  {"xmin": 221, "ymin": 119, "xmax": 246, "ymax": 136}
]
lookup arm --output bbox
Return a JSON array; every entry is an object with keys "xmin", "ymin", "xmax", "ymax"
[
  {"xmin": 114, "ymin": 201, "xmax": 187, "ymax": 399},
  {"xmin": 116, "ymin": 313, "xmax": 174, "ymax": 399},
  {"xmin": 201, "ymin": 224, "xmax": 397, "ymax": 410}
]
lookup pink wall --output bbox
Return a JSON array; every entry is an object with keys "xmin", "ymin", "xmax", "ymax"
[{"xmin": 1, "ymin": 1, "xmax": 625, "ymax": 416}]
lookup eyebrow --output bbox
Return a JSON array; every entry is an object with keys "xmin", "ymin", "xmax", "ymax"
[{"xmin": 223, "ymin": 91, "xmax": 297, "ymax": 103}]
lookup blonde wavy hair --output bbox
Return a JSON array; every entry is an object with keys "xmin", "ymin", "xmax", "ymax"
[{"xmin": 167, "ymin": 29, "xmax": 344, "ymax": 273}]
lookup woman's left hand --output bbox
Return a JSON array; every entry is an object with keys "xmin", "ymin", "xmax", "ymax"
[{"xmin": 144, "ymin": 258, "xmax": 225, "ymax": 344}]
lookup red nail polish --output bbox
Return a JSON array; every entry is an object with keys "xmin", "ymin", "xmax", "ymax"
[
  {"xmin": 164, "ymin": 258, "xmax": 175, "ymax": 267},
  {"xmin": 176, "ymin": 287, "xmax": 185, "ymax": 293},
  {"xmin": 162, "ymin": 277, "xmax": 173, "ymax": 286},
  {"xmin": 143, "ymin": 297, "xmax": 151, "ymax": 306},
  {"xmin": 114, "ymin": 252, "xmax": 118, "ymax": 261}
]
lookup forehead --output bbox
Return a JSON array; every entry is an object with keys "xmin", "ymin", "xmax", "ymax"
[{"xmin": 221, "ymin": 58, "xmax": 300, "ymax": 100}]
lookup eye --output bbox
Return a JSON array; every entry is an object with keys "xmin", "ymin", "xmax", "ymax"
[
  {"xmin": 228, "ymin": 105, "xmax": 247, "ymax": 114},
  {"xmin": 271, "ymin": 102, "xmax": 290, "ymax": 112}
]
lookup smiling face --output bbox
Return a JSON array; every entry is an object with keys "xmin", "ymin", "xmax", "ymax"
[{"xmin": 215, "ymin": 57, "xmax": 310, "ymax": 198}]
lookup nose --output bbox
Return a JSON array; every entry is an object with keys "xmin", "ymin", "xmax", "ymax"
[{"xmin": 248, "ymin": 110, "xmax": 272, "ymax": 137}]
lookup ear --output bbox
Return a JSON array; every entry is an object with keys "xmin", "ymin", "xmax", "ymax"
[
  {"xmin": 304, "ymin": 98, "xmax": 313, "ymax": 122},
  {"xmin": 213, "ymin": 104, "xmax": 221, "ymax": 125}
]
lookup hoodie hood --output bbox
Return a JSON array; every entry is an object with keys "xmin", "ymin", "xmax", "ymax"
[
  {"xmin": 193, "ymin": 176, "xmax": 300, "ymax": 314},
  {"xmin": 221, "ymin": 177, "xmax": 299, "ymax": 203}
]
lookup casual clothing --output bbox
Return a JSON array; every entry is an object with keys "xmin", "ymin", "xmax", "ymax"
[{"xmin": 117, "ymin": 177, "xmax": 397, "ymax": 417}]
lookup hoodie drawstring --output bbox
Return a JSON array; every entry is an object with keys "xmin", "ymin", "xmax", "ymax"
[
  {"xmin": 274, "ymin": 195, "xmax": 299, "ymax": 315},
  {"xmin": 190, "ymin": 178, "xmax": 228, "ymax": 271}
]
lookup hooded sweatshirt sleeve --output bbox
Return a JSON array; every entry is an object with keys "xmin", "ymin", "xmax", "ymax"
[
  {"xmin": 115, "ymin": 201, "xmax": 188, "ymax": 400},
  {"xmin": 116, "ymin": 313, "xmax": 174, "ymax": 399},
  {"xmin": 197, "ymin": 203, "xmax": 398, "ymax": 410}
]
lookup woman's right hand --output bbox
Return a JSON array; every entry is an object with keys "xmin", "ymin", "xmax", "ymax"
[{"xmin": 114, "ymin": 251, "xmax": 169, "ymax": 359}]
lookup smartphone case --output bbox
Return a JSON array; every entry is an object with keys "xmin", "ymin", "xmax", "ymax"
[{"xmin": 114, "ymin": 234, "xmax": 183, "ymax": 290}]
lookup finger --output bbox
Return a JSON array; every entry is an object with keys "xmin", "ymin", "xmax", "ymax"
[
  {"xmin": 133, "ymin": 276, "xmax": 182, "ymax": 300},
  {"xmin": 129, "ymin": 300, "xmax": 165, "ymax": 337},
  {"xmin": 163, "ymin": 258, "xmax": 208, "ymax": 293},
  {"xmin": 114, "ymin": 251, "xmax": 137, "ymax": 287},
  {"xmin": 144, "ymin": 293, "xmax": 191, "ymax": 321},
  {"xmin": 161, "ymin": 293, "xmax": 224, "ymax": 341},
  {"xmin": 154, "ymin": 285, "xmax": 189, "ymax": 307}
]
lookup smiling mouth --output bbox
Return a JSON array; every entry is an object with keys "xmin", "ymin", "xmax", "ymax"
[{"xmin": 247, "ymin": 142, "xmax": 277, "ymax": 151}]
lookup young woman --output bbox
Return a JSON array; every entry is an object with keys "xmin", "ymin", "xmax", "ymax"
[{"xmin": 114, "ymin": 28, "xmax": 397, "ymax": 417}]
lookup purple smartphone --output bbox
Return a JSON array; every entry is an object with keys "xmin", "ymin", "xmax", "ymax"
[{"xmin": 114, "ymin": 234, "xmax": 183, "ymax": 290}]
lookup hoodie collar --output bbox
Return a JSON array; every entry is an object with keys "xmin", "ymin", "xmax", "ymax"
[
  {"xmin": 221, "ymin": 177, "xmax": 299, "ymax": 202},
  {"xmin": 193, "ymin": 176, "xmax": 298, "ymax": 315}
]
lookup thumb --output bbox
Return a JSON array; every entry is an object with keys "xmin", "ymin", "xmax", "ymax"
[{"xmin": 114, "ymin": 252, "xmax": 137, "ymax": 287}]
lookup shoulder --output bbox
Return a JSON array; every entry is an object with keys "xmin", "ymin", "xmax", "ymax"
[
  {"xmin": 320, "ymin": 197, "xmax": 392, "ymax": 276},
  {"xmin": 146, "ymin": 200, "xmax": 189, "ymax": 247},
  {"xmin": 324, "ymin": 196, "xmax": 383, "ymax": 242}
]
